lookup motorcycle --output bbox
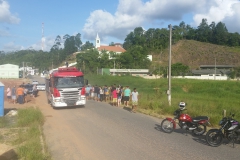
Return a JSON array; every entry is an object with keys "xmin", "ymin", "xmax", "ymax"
[
  {"xmin": 161, "ymin": 102, "xmax": 211, "ymax": 135},
  {"xmin": 205, "ymin": 113, "xmax": 240, "ymax": 147}
]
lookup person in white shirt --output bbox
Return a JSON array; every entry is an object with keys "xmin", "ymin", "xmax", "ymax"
[{"xmin": 131, "ymin": 88, "xmax": 139, "ymax": 113}]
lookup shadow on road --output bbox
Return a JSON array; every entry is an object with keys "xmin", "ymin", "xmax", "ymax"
[
  {"xmin": 155, "ymin": 123, "xmax": 240, "ymax": 148},
  {"xmin": 123, "ymin": 106, "xmax": 132, "ymax": 112},
  {"xmin": 192, "ymin": 135, "xmax": 240, "ymax": 148},
  {"xmin": 155, "ymin": 123, "xmax": 198, "ymax": 136},
  {"xmin": 53, "ymin": 105, "xmax": 85, "ymax": 110}
]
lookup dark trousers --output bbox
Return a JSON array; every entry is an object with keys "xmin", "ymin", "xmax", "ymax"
[
  {"xmin": 100, "ymin": 94, "xmax": 104, "ymax": 101},
  {"xmin": 18, "ymin": 95, "xmax": 24, "ymax": 104}
]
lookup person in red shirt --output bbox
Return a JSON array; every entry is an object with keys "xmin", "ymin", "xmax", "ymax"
[{"xmin": 112, "ymin": 87, "xmax": 117, "ymax": 106}]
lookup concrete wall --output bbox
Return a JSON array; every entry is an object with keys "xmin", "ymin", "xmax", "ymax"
[{"xmin": 173, "ymin": 75, "xmax": 228, "ymax": 80}]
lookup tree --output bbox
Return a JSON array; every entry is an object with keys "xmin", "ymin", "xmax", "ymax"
[
  {"xmin": 196, "ymin": 18, "xmax": 211, "ymax": 42},
  {"xmin": 75, "ymin": 33, "xmax": 82, "ymax": 51},
  {"xmin": 171, "ymin": 63, "xmax": 189, "ymax": 76},
  {"xmin": 76, "ymin": 49, "xmax": 100, "ymax": 73},
  {"xmin": 213, "ymin": 22, "xmax": 228, "ymax": 45},
  {"xmin": 109, "ymin": 42, "xmax": 115, "ymax": 46},
  {"xmin": 50, "ymin": 35, "xmax": 62, "ymax": 51},
  {"xmin": 80, "ymin": 41, "xmax": 94, "ymax": 51},
  {"xmin": 123, "ymin": 27, "xmax": 146, "ymax": 50}
]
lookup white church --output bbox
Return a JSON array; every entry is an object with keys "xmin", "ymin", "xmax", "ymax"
[
  {"xmin": 94, "ymin": 33, "xmax": 152, "ymax": 61},
  {"xmin": 95, "ymin": 33, "xmax": 126, "ymax": 56}
]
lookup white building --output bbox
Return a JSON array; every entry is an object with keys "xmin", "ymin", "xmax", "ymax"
[
  {"xmin": 95, "ymin": 33, "xmax": 126, "ymax": 59},
  {"xmin": 0, "ymin": 64, "xmax": 19, "ymax": 78}
]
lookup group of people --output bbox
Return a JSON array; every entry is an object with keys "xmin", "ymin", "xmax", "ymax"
[
  {"xmin": 6, "ymin": 83, "xmax": 38, "ymax": 104},
  {"xmin": 85, "ymin": 84, "xmax": 139, "ymax": 112}
]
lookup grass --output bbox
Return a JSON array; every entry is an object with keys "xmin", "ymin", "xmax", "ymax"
[
  {"xmin": 85, "ymin": 74, "xmax": 240, "ymax": 126},
  {"xmin": 0, "ymin": 107, "xmax": 51, "ymax": 160}
]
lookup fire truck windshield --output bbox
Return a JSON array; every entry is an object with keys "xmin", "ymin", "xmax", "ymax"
[{"xmin": 54, "ymin": 76, "xmax": 84, "ymax": 88}]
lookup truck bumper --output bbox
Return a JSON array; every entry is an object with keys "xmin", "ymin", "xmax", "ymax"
[{"xmin": 52, "ymin": 98, "xmax": 86, "ymax": 107}]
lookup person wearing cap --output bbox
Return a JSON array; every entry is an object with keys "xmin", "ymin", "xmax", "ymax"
[{"xmin": 11, "ymin": 86, "xmax": 16, "ymax": 104}]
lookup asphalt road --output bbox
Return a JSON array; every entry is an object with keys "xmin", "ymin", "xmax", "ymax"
[{"xmin": 31, "ymin": 76, "xmax": 240, "ymax": 160}]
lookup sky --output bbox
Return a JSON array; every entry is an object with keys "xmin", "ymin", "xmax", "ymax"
[{"xmin": 0, "ymin": 0, "xmax": 240, "ymax": 52}]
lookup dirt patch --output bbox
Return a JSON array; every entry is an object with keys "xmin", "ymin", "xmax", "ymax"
[
  {"xmin": 0, "ymin": 78, "xmax": 36, "ymax": 159},
  {"xmin": 0, "ymin": 79, "xmax": 37, "ymax": 111}
]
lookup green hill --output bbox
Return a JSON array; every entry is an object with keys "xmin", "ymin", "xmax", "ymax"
[{"xmin": 153, "ymin": 40, "xmax": 240, "ymax": 69}]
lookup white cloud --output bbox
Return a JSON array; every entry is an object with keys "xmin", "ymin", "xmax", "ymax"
[
  {"xmin": 0, "ymin": 0, "xmax": 20, "ymax": 24},
  {"xmin": 83, "ymin": 0, "xmax": 240, "ymax": 42},
  {"xmin": 222, "ymin": 2, "xmax": 240, "ymax": 33},
  {"xmin": 1, "ymin": 36, "xmax": 55, "ymax": 52},
  {"xmin": 2, "ymin": 42, "xmax": 24, "ymax": 52},
  {"xmin": 30, "ymin": 36, "xmax": 55, "ymax": 51},
  {"xmin": 193, "ymin": 0, "xmax": 240, "ymax": 32}
]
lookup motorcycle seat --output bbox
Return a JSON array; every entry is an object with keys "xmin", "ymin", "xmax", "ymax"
[{"xmin": 192, "ymin": 116, "xmax": 208, "ymax": 122}]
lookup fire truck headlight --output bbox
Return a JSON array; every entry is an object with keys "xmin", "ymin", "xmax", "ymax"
[{"xmin": 54, "ymin": 99, "xmax": 61, "ymax": 102}]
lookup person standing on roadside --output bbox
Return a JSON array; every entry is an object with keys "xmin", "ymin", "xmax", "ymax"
[
  {"xmin": 104, "ymin": 85, "xmax": 109, "ymax": 102},
  {"xmin": 85, "ymin": 85, "xmax": 91, "ymax": 100},
  {"xmin": 32, "ymin": 84, "xmax": 37, "ymax": 98},
  {"xmin": 90, "ymin": 85, "xmax": 94, "ymax": 100},
  {"xmin": 131, "ymin": 88, "xmax": 139, "ymax": 113},
  {"xmin": 6, "ymin": 86, "xmax": 11, "ymax": 103},
  {"xmin": 99, "ymin": 86, "xmax": 104, "ymax": 102},
  {"xmin": 23, "ymin": 86, "xmax": 28, "ymax": 103},
  {"xmin": 94, "ymin": 85, "xmax": 99, "ymax": 101},
  {"xmin": 11, "ymin": 86, "xmax": 16, "ymax": 104},
  {"xmin": 123, "ymin": 86, "xmax": 131, "ymax": 107},
  {"xmin": 16, "ymin": 85, "xmax": 24, "ymax": 104},
  {"xmin": 112, "ymin": 87, "xmax": 117, "ymax": 106},
  {"xmin": 117, "ymin": 86, "xmax": 123, "ymax": 107}
]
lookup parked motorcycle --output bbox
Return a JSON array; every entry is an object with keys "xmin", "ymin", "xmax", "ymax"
[
  {"xmin": 206, "ymin": 113, "xmax": 240, "ymax": 147},
  {"xmin": 161, "ymin": 102, "xmax": 211, "ymax": 135}
]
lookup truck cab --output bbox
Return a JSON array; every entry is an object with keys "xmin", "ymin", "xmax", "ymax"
[{"xmin": 45, "ymin": 67, "xmax": 86, "ymax": 108}]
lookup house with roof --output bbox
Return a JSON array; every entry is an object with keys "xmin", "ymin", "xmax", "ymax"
[
  {"xmin": 95, "ymin": 34, "xmax": 126, "ymax": 59},
  {"xmin": 191, "ymin": 65, "xmax": 234, "ymax": 76}
]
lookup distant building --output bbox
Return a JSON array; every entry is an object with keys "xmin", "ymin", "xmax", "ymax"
[
  {"xmin": 192, "ymin": 65, "xmax": 234, "ymax": 76},
  {"xmin": 95, "ymin": 33, "xmax": 126, "ymax": 59},
  {"xmin": 95, "ymin": 33, "xmax": 152, "ymax": 61},
  {"xmin": 0, "ymin": 64, "xmax": 19, "ymax": 78}
]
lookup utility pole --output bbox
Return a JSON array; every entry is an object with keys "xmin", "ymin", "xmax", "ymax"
[
  {"xmin": 214, "ymin": 57, "xmax": 216, "ymax": 80},
  {"xmin": 113, "ymin": 60, "xmax": 115, "ymax": 75},
  {"xmin": 168, "ymin": 24, "xmax": 172, "ymax": 106}
]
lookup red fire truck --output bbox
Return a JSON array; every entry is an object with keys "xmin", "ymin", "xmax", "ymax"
[{"xmin": 45, "ymin": 67, "xmax": 87, "ymax": 108}]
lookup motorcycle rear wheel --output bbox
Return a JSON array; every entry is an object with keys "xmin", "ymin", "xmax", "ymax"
[
  {"xmin": 161, "ymin": 119, "xmax": 174, "ymax": 133},
  {"xmin": 206, "ymin": 129, "xmax": 223, "ymax": 147},
  {"xmin": 192, "ymin": 125, "xmax": 206, "ymax": 136}
]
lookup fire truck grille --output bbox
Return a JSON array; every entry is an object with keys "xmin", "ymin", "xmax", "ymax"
[{"xmin": 60, "ymin": 90, "xmax": 79, "ymax": 101}]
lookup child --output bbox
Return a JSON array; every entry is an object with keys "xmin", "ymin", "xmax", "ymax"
[{"xmin": 112, "ymin": 87, "xmax": 117, "ymax": 106}]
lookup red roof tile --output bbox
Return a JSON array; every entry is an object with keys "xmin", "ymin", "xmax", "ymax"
[{"xmin": 97, "ymin": 45, "xmax": 126, "ymax": 53}]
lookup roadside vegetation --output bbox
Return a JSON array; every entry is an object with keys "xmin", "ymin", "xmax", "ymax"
[
  {"xmin": 86, "ymin": 74, "xmax": 240, "ymax": 126},
  {"xmin": 0, "ymin": 107, "xmax": 51, "ymax": 160}
]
